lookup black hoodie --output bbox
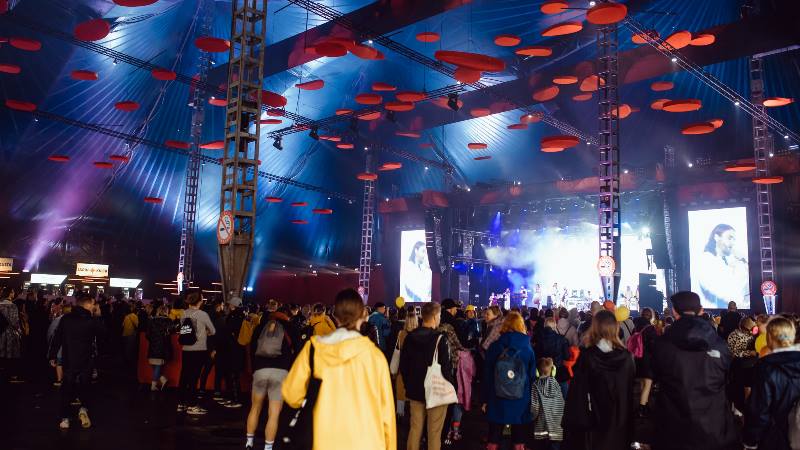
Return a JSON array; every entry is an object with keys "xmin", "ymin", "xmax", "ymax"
[
  {"xmin": 744, "ymin": 348, "xmax": 800, "ymax": 450},
  {"xmin": 398, "ymin": 327, "xmax": 451, "ymax": 402},
  {"xmin": 650, "ymin": 316, "xmax": 739, "ymax": 450}
]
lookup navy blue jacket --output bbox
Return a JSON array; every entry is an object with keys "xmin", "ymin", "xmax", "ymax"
[
  {"xmin": 744, "ymin": 349, "xmax": 800, "ymax": 450},
  {"xmin": 484, "ymin": 332, "xmax": 536, "ymax": 424},
  {"xmin": 534, "ymin": 327, "xmax": 571, "ymax": 381}
]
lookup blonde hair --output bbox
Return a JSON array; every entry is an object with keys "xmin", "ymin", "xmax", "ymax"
[
  {"xmin": 537, "ymin": 357, "xmax": 554, "ymax": 378},
  {"xmin": 500, "ymin": 311, "xmax": 527, "ymax": 334},
  {"xmin": 487, "ymin": 305, "xmax": 502, "ymax": 320},
  {"xmin": 767, "ymin": 317, "xmax": 796, "ymax": 350},
  {"xmin": 544, "ymin": 317, "xmax": 557, "ymax": 330},
  {"xmin": 404, "ymin": 313, "xmax": 419, "ymax": 332},
  {"xmin": 583, "ymin": 310, "xmax": 625, "ymax": 350}
]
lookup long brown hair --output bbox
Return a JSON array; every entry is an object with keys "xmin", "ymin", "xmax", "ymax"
[
  {"xmin": 500, "ymin": 311, "xmax": 527, "ymax": 334},
  {"xmin": 333, "ymin": 289, "xmax": 365, "ymax": 331},
  {"xmin": 583, "ymin": 310, "xmax": 625, "ymax": 350}
]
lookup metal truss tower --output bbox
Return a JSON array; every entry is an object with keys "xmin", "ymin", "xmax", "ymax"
[
  {"xmin": 358, "ymin": 152, "xmax": 376, "ymax": 304},
  {"xmin": 218, "ymin": 0, "xmax": 267, "ymax": 301},
  {"xmin": 178, "ymin": 0, "xmax": 213, "ymax": 291},
  {"xmin": 597, "ymin": 13, "xmax": 621, "ymax": 302}
]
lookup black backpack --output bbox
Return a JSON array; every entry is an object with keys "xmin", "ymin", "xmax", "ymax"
[
  {"xmin": 178, "ymin": 317, "xmax": 197, "ymax": 346},
  {"xmin": 0, "ymin": 309, "xmax": 9, "ymax": 335}
]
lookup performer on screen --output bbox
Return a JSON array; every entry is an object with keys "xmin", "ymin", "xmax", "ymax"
[
  {"xmin": 699, "ymin": 224, "xmax": 749, "ymax": 309},
  {"xmin": 402, "ymin": 241, "xmax": 432, "ymax": 303}
]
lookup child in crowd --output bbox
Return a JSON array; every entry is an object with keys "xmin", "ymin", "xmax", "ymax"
[{"xmin": 531, "ymin": 357, "xmax": 564, "ymax": 450}]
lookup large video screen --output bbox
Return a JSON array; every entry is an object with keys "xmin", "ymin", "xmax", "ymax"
[
  {"xmin": 400, "ymin": 229, "xmax": 432, "ymax": 302},
  {"xmin": 688, "ymin": 207, "xmax": 750, "ymax": 309}
]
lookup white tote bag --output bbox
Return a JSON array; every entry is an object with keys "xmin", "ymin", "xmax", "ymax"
[
  {"xmin": 389, "ymin": 339, "xmax": 401, "ymax": 375},
  {"xmin": 423, "ymin": 335, "xmax": 458, "ymax": 409}
]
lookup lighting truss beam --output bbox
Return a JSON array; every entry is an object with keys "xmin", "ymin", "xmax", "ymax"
[{"xmin": 358, "ymin": 152, "xmax": 376, "ymax": 303}]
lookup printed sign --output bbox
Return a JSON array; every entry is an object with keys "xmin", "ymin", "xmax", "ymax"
[
  {"xmin": 109, "ymin": 278, "xmax": 141, "ymax": 288},
  {"xmin": 217, "ymin": 211, "xmax": 234, "ymax": 245},
  {"xmin": 0, "ymin": 258, "xmax": 12, "ymax": 272},
  {"xmin": 760, "ymin": 280, "xmax": 778, "ymax": 296},
  {"xmin": 76, "ymin": 263, "xmax": 109, "ymax": 277},
  {"xmin": 30, "ymin": 273, "xmax": 67, "ymax": 284},
  {"xmin": 597, "ymin": 255, "xmax": 616, "ymax": 277}
]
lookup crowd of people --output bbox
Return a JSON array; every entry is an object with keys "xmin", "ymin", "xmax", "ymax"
[{"xmin": 0, "ymin": 284, "xmax": 799, "ymax": 450}]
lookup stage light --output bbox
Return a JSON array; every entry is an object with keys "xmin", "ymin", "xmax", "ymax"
[
  {"xmin": 335, "ymin": 263, "xmax": 339, "ymax": 266},
  {"xmin": 385, "ymin": 197, "xmax": 389, "ymax": 202},
  {"xmin": 112, "ymin": 58, "xmax": 118, "ymax": 65},
  {"xmin": 424, "ymin": 166, "xmax": 429, "ymax": 170},
  {"xmin": 589, "ymin": 0, "xmax": 596, "ymax": 5},
  {"xmin": 688, "ymin": 162, "xmax": 693, "ymax": 168},
  {"xmin": 670, "ymin": 57, "xmax": 677, "ymax": 63},
  {"xmin": 273, "ymin": 137, "xmax": 283, "ymax": 150},
  {"xmin": 367, "ymin": 40, "xmax": 374, "ymax": 44},
  {"xmin": 507, "ymin": 269, "xmax": 512, "ymax": 274},
  {"xmin": 769, "ymin": 152, "xmax": 774, "ymax": 157},
  {"xmin": 282, "ymin": 265, "xmax": 286, "ymax": 268},
  {"xmin": 784, "ymin": 135, "xmax": 790, "ymax": 139},
  {"xmin": 790, "ymin": 144, "xmax": 799, "ymax": 150},
  {"xmin": 447, "ymin": 93, "xmax": 461, "ymax": 111},
  {"xmin": 734, "ymin": 101, "xmax": 740, "ymax": 106},
  {"xmin": 309, "ymin": 126, "xmax": 319, "ymax": 140},
  {"xmin": 364, "ymin": 146, "xmax": 369, "ymax": 151},
  {"xmin": 623, "ymin": 169, "xmax": 629, "ymax": 174}
]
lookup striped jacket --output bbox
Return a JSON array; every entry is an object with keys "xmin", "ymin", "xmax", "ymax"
[{"xmin": 531, "ymin": 376, "xmax": 564, "ymax": 441}]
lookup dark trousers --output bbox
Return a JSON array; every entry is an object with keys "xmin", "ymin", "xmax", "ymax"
[
  {"xmin": 61, "ymin": 368, "xmax": 92, "ymax": 419},
  {"xmin": 488, "ymin": 423, "xmax": 527, "ymax": 445},
  {"xmin": 178, "ymin": 351, "xmax": 207, "ymax": 405},
  {"xmin": 199, "ymin": 351, "xmax": 221, "ymax": 393}
]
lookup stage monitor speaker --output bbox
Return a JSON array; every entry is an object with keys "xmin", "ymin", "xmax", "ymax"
[
  {"xmin": 648, "ymin": 200, "xmax": 671, "ymax": 269},
  {"xmin": 425, "ymin": 210, "xmax": 446, "ymax": 274},
  {"xmin": 638, "ymin": 273, "xmax": 663, "ymax": 313}
]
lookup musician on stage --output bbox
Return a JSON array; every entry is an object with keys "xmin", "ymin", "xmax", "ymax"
[
  {"xmin": 520, "ymin": 286, "xmax": 528, "ymax": 307},
  {"xmin": 503, "ymin": 288, "xmax": 511, "ymax": 310}
]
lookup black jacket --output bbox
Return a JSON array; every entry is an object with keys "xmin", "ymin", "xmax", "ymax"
[
  {"xmin": 718, "ymin": 311, "xmax": 741, "ymax": 339},
  {"xmin": 146, "ymin": 316, "xmax": 173, "ymax": 360},
  {"xmin": 563, "ymin": 344, "xmax": 635, "ymax": 450},
  {"xmin": 398, "ymin": 327, "xmax": 451, "ymax": 402},
  {"xmin": 533, "ymin": 327, "xmax": 571, "ymax": 381},
  {"xmin": 650, "ymin": 316, "xmax": 739, "ymax": 450},
  {"xmin": 48, "ymin": 307, "xmax": 105, "ymax": 372},
  {"xmin": 743, "ymin": 349, "xmax": 800, "ymax": 450},
  {"xmin": 250, "ymin": 312, "xmax": 297, "ymax": 372}
]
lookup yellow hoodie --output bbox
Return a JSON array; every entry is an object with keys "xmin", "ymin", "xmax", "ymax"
[
  {"xmin": 282, "ymin": 329, "xmax": 396, "ymax": 450},
  {"xmin": 309, "ymin": 314, "xmax": 336, "ymax": 336}
]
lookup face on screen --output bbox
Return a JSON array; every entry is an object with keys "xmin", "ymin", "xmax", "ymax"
[
  {"xmin": 714, "ymin": 228, "xmax": 736, "ymax": 257},
  {"xmin": 400, "ymin": 230, "xmax": 432, "ymax": 302}
]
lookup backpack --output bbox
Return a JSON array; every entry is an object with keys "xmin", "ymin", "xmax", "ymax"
[
  {"xmin": 494, "ymin": 346, "xmax": 527, "ymax": 400},
  {"xmin": 178, "ymin": 317, "xmax": 197, "ymax": 346},
  {"xmin": 255, "ymin": 320, "xmax": 286, "ymax": 358},
  {"xmin": 789, "ymin": 390, "xmax": 800, "ymax": 449},
  {"xmin": 627, "ymin": 325, "xmax": 650, "ymax": 358}
]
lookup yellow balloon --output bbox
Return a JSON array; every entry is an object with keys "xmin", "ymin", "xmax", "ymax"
[
  {"xmin": 615, "ymin": 305, "xmax": 630, "ymax": 322},
  {"xmin": 395, "ymin": 296, "xmax": 405, "ymax": 308}
]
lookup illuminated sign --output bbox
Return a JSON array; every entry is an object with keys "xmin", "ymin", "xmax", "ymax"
[
  {"xmin": 109, "ymin": 278, "xmax": 142, "ymax": 288},
  {"xmin": 30, "ymin": 273, "xmax": 67, "ymax": 284},
  {"xmin": 0, "ymin": 258, "xmax": 12, "ymax": 272},
  {"xmin": 76, "ymin": 263, "xmax": 109, "ymax": 277}
]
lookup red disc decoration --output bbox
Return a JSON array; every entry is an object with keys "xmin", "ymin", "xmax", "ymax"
[
  {"xmin": 260, "ymin": 90, "xmax": 287, "ymax": 108},
  {"xmin": 541, "ymin": 0, "xmax": 568, "ymax": 14},
  {"xmin": 93, "ymin": 161, "xmax": 114, "ymax": 169},
  {"xmin": 572, "ymin": 93, "xmax": 593, "ymax": 102},
  {"xmin": 265, "ymin": 197, "xmax": 283, "ymax": 203},
  {"xmin": 541, "ymin": 135, "xmax": 580, "ymax": 150},
  {"xmin": 208, "ymin": 98, "xmax": 227, "ymax": 107},
  {"xmin": 650, "ymin": 81, "xmax": 674, "ymax": 92},
  {"xmin": 109, "ymin": 154, "xmax": 130, "ymax": 162},
  {"xmin": 419, "ymin": 143, "xmax": 434, "ymax": 148},
  {"xmin": 358, "ymin": 111, "xmax": 382, "ymax": 121},
  {"xmin": 432, "ymin": 96, "xmax": 462, "ymax": 110},
  {"xmin": 579, "ymin": 75, "xmax": 604, "ymax": 92},
  {"xmin": 553, "ymin": 75, "xmax": 578, "ymax": 85},
  {"xmin": 260, "ymin": 119, "xmax": 282, "ymax": 125},
  {"xmin": 314, "ymin": 42, "xmax": 347, "ymax": 57},
  {"xmin": 372, "ymin": 82, "xmax": 396, "ymax": 91},
  {"xmin": 724, "ymin": 162, "xmax": 756, "ymax": 172},
  {"xmin": 10, "ymin": 37, "xmax": 42, "ymax": 51},
  {"xmin": 199, "ymin": 140, "xmax": 224, "ymax": 150},
  {"xmin": 115, "ymin": 100, "xmax": 139, "ymax": 112},
  {"xmin": 385, "ymin": 101, "xmax": 414, "ymax": 112},
  {"xmin": 753, "ymin": 176, "xmax": 784, "ymax": 185},
  {"xmin": 5, "ymin": 99, "xmax": 36, "ymax": 112},
  {"xmin": 350, "ymin": 44, "xmax": 379, "ymax": 60},
  {"xmin": 195, "ymin": 36, "xmax": 230, "ymax": 53},
  {"xmin": 165, "ymin": 140, "xmax": 191, "ymax": 149},
  {"xmin": 296, "ymin": 79, "xmax": 324, "ymax": 90},
  {"xmin": 662, "ymin": 99, "xmax": 702, "ymax": 112},
  {"xmin": 662, "ymin": 31, "xmax": 692, "ymax": 50},
  {"xmin": 586, "ymin": 2, "xmax": 627, "ymax": 25},
  {"xmin": 290, "ymin": 220, "xmax": 309, "ymax": 225},
  {"xmin": 434, "ymin": 50, "xmax": 505, "ymax": 72},
  {"xmin": 114, "ymin": 0, "xmax": 158, "ymax": 5},
  {"xmin": 357, "ymin": 172, "xmax": 378, "ymax": 181},
  {"xmin": 0, "ymin": 64, "xmax": 21, "ymax": 74},
  {"xmin": 396, "ymin": 131, "xmax": 421, "ymax": 138},
  {"xmin": 143, "ymin": 197, "xmax": 163, "ymax": 204},
  {"xmin": 312, "ymin": 208, "xmax": 334, "ymax": 214},
  {"xmin": 337, "ymin": 143, "xmax": 354, "ymax": 149},
  {"xmin": 690, "ymin": 34, "xmax": 715, "ymax": 46},
  {"xmin": 631, "ymin": 31, "xmax": 658, "ymax": 45},
  {"xmin": 709, "ymin": 118, "xmax": 724, "ymax": 129},
  {"xmin": 416, "ymin": 32, "xmax": 440, "ymax": 42},
  {"xmin": 521, "ymin": 112, "xmax": 542, "ymax": 124},
  {"xmin": 542, "ymin": 22, "xmax": 583, "ymax": 37},
  {"xmin": 650, "ymin": 98, "xmax": 670, "ymax": 110},
  {"xmin": 494, "ymin": 34, "xmax": 521, "ymax": 47},
  {"xmin": 468, "ymin": 143, "xmax": 488, "ymax": 150},
  {"xmin": 70, "ymin": 70, "xmax": 98, "ymax": 81},
  {"xmin": 355, "ymin": 93, "xmax": 383, "ymax": 105},
  {"xmin": 319, "ymin": 135, "xmax": 341, "ymax": 142},
  {"xmin": 48, "ymin": 155, "xmax": 70, "ymax": 162},
  {"xmin": 508, "ymin": 123, "xmax": 528, "ymax": 130},
  {"xmin": 381, "ymin": 162, "xmax": 403, "ymax": 170},
  {"xmin": 454, "ymin": 67, "xmax": 482, "ymax": 83},
  {"xmin": 541, "ymin": 147, "xmax": 565, "ymax": 153},
  {"xmin": 533, "ymin": 85, "xmax": 559, "ymax": 102},
  {"xmin": 470, "ymin": 108, "xmax": 491, "ymax": 117},
  {"xmin": 681, "ymin": 122, "xmax": 716, "ymax": 135},
  {"xmin": 474, "ymin": 155, "xmax": 492, "ymax": 161},
  {"xmin": 396, "ymin": 91, "xmax": 426, "ymax": 103},
  {"xmin": 74, "ymin": 18, "xmax": 110, "ymax": 41},
  {"xmin": 515, "ymin": 46, "xmax": 552, "ymax": 57},
  {"xmin": 151, "ymin": 68, "xmax": 176, "ymax": 80},
  {"xmin": 290, "ymin": 202, "xmax": 308, "ymax": 207},
  {"xmin": 612, "ymin": 104, "xmax": 632, "ymax": 119},
  {"xmin": 335, "ymin": 108, "xmax": 353, "ymax": 115},
  {"xmin": 321, "ymin": 37, "xmax": 356, "ymax": 51},
  {"xmin": 763, "ymin": 97, "xmax": 794, "ymax": 107}
]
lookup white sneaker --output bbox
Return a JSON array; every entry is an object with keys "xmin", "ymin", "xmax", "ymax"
[
  {"xmin": 224, "ymin": 402, "xmax": 242, "ymax": 409},
  {"xmin": 177, "ymin": 404, "xmax": 186, "ymax": 412},
  {"xmin": 150, "ymin": 382, "xmax": 159, "ymax": 392},
  {"xmin": 186, "ymin": 406, "xmax": 208, "ymax": 416},
  {"xmin": 59, "ymin": 418, "xmax": 69, "ymax": 430},
  {"xmin": 159, "ymin": 375, "xmax": 168, "ymax": 390},
  {"xmin": 78, "ymin": 408, "xmax": 91, "ymax": 429}
]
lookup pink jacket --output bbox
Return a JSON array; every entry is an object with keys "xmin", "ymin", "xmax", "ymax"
[{"xmin": 456, "ymin": 350, "xmax": 476, "ymax": 410}]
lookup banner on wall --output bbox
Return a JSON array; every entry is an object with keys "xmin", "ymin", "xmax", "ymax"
[
  {"xmin": 0, "ymin": 258, "xmax": 12, "ymax": 272},
  {"xmin": 76, "ymin": 263, "xmax": 109, "ymax": 277}
]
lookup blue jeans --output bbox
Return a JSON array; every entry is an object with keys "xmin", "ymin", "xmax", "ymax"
[
  {"xmin": 451, "ymin": 403, "xmax": 463, "ymax": 424},
  {"xmin": 151, "ymin": 364, "xmax": 163, "ymax": 382},
  {"xmin": 559, "ymin": 381, "xmax": 569, "ymax": 400}
]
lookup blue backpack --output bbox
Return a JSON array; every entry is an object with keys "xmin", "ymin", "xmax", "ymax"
[{"xmin": 494, "ymin": 346, "xmax": 527, "ymax": 400}]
